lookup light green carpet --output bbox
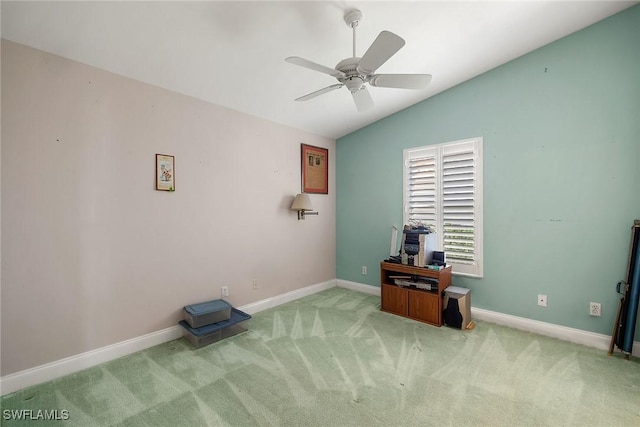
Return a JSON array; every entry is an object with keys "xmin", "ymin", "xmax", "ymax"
[{"xmin": 1, "ymin": 287, "xmax": 639, "ymax": 426}]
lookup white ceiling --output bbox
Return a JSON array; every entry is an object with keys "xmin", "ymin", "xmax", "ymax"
[{"xmin": 2, "ymin": 1, "xmax": 637, "ymax": 139}]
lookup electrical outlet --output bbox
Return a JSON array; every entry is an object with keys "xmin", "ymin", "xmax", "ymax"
[
  {"xmin": 252, "ymin": 280, "xmax": 258, "ymax": 290},
  {"xmin": 589, "ymin": 302, "xmax": 601, "ymax": 317},
  {"xmin": 221, "ymin": 286, "xmax": 229, "ymax": 298},
  {"xmin": 361, "ymin": 266, "xmax": 368, "ymax": 275},
  {"xmin": 537, "ymin": 294, "xmax": 547, "ymax": 307}
]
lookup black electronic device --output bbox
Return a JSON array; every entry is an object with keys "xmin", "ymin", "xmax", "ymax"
[{"xmin": 433, "ymin": 251, "xmax": 446, "ymax": 267}]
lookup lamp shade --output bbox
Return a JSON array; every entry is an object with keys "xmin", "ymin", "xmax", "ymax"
[{"xmin": 291, "ymin": 194, "xmax": 313, "ymax": 211}]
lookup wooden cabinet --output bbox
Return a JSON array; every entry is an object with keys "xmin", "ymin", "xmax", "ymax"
[{"xmin": 380, "ymin": 261, "xmax": 451, "ymax": 327}]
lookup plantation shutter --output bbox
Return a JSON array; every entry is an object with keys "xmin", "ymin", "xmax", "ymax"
[
  {"xmin": 403, "ymin": 138, "xmax": 483, "ymax": 277},
  {"xmin": 405, "ymin": 147, "xmax": 438, "ymax": 230},
  {"xmin": 442, "ymin": 142, "xmax": 477, "ymax": 265}
]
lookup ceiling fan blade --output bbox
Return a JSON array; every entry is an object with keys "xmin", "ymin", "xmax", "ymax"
[
  {"xmin": 295, "ymin": 84, "xmax": 344, "ymax": 101},
  {"xmin": 285, "ymin": 56, "xmax": 345, "ymax": 78},
  {"xmin": 357, "ymin": 31, "xmax": 405, "ymax": 75},
  {"xmin": 352, "ymin": 87, "xmax": 374, "ymax": 112},
  {"xmin": 369, "ymin": 74, "xmax": 432, "ymax": 89}
]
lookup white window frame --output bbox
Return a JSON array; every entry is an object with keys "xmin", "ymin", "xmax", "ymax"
[{"xmin": 403, "ymin": 137, "xmax": 483, "ymax": 278}]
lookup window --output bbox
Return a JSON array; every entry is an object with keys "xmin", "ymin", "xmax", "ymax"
[{"xmin": 403, "ymin": 137, "xmax": 483, "ymax": 277}]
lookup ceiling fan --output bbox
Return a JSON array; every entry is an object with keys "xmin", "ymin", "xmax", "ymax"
[{"xmin": 285, "ymin": 9, "xmax": 432, "ymax": 112}]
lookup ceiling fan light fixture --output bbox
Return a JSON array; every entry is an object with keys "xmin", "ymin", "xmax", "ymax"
[{"xmin": 345, "ymin": 76, "xmax": 364, "ymax": 93}]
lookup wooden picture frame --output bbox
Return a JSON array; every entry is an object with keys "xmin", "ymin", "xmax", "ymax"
[
  {"xmin": 301, "ymin": 144, "xmax": 328, "ymax": 194},
  {"xmin": 156, "ymin": 154, "xmax": 175, "ymax": 191}
]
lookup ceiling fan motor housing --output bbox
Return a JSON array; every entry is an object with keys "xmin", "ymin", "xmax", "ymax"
[{"xmin": 335, "ymin": 57, "xmax": 367, "ymax": 92}]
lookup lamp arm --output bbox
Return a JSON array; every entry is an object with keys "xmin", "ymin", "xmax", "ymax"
[{"xmin": 298, "ymin": 210, "xmax": 319, "ymax": 220}]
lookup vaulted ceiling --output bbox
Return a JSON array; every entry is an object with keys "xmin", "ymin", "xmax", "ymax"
[{"xmin": 2, "ymin": 1, "xmax": 636, "ymax": 139}]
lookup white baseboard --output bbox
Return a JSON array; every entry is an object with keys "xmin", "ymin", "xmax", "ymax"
[
  {"xmin": 337, "ymin": 279, "xmax": 640, "ymax": 356},
  {"xmin": 336, "ymin": 279, "xmax": 381, "ymax": 296},
  {"xmin": 471, "ymin": 307, "xmax": 640, "ymax": 355},
  {"xmin": 237, "ymin": 279, "xmax": 336, "ymax": 315},
  {"xmin": 0, "ymin": 279, "xmax": 337, "ymax": 397},
  {"xmin": 0, "ymin": 325, "xmax": 183, "ymax": 397},
  {"xmin": 3, "ymin": 279, "xmax": 638, "ymax": 396}
]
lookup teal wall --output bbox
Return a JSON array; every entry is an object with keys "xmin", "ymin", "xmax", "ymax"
[{"xmin": 336, "ymin": 5, "xmax": 640, "ymax": 336}]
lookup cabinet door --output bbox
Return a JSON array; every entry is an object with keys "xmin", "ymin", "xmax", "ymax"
[
  {"xmin": 381, "ymin": 284, "xmax": 408, "ymax": 316},
  {"xmin": 408, "ymin": 291, "xmax": 440, "ymax": 325}
]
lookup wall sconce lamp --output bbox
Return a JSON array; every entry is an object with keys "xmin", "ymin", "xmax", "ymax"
[{"xmin": 290, "ymin": 194, "xmax": 319, "ymax": 220}]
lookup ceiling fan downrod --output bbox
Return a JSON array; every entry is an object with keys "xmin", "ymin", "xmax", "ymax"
[{"xmin": 344, "ymin": 9, "xmax": 362, "ymax": 58}]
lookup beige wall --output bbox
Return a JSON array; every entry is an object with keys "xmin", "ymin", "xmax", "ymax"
[{"xmin": 0, "ymin": 40, "xmax": 336, "ymax": 376}]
